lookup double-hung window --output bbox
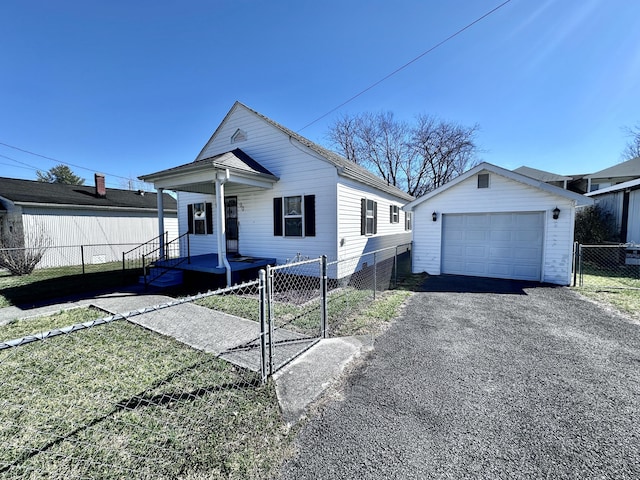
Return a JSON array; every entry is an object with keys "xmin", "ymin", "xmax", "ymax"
[
  {"xmin": 405, "ymin": 211, "xmax": 412, "ymax": 231},
  {"xmin": 187, "ymin": 202, "xmax": 213, "ymax": 235},
  {"xmin": 273, "ymin": 195, "xmax": 316, "ymax": 237},
  {"xmin": 390, "ymin": 205, "xmax": 400, "ymax": 224},
  {"xmin": 361, "ymin": 198, "xmax": 377, "ymax": 235}
]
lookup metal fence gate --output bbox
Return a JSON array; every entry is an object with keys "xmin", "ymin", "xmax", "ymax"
[{"xmin": 264, "ymin": 256, "xmax": 327, "ymax": 375}]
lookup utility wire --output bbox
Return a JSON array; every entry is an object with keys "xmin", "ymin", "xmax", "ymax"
[
  {"xmin": 298, "ymin": 0, "xmax": 513, "ymax": 132},
  {"xmin": 0, "ymin": 141, "xmax": 133, "ymax": 181}
]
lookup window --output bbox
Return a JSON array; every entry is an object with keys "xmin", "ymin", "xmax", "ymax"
[
  {"xmin": 478, "ymin": 173, "xmax": 490, "ymax": 188},
  {"xmin": 187, "ymin": 202, "xmax": 213, "ymax": 235},
  {"xmin": 361, "ymin": 198, "xmax": 377, "ymax": 235},
  {"xmin": 273, "ymin": 195, "xmax": 315, "ymax": 237},
  {"xmin": 390, "ymin": 205, "xmax": 399, "ymax": 224},
  {"xmin": 405, "ymin": 211, "xmax": 412, "ymax": 231}
]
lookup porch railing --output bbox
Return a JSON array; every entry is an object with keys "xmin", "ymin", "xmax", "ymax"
[
  {"xmin": 141, "ymin": 233, "xmax": 190, "ymax": 286},
  {"xmin": 122, "ymin": 232, "xmax": 168, "ymax": 273}
]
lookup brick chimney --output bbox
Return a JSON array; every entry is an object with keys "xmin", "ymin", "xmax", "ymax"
[{"xmin": 95, "ymin": 173, "xmax": 106, "ymax": 197}]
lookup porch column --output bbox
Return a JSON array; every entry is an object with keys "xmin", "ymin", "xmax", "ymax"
[
  {"xmin": 215, "ymin": 177, "xmax": 225, "ymax": 268},
  {"xmin": 157, "ymin": 187, "xmax": 165, "ymax": 257},
  {"xmin": 215, "ymin": 170, "xmax": 232, "ymax": 286}
]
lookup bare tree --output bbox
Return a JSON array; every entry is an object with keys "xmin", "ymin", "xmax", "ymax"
[
  {"xmin": 621, "ymin": 123, "xmax": 640, "ymax": 160},
  {"xmin": 409, "ymin": 115, "xmax": 480, "ymax": 196},
  {"xmin": 0, "ymin": 223, "xmax": 50, "ymax": 275},
  {"xmin": 327, "ymin": 111, "xmax": 479, "ymax": 196}
]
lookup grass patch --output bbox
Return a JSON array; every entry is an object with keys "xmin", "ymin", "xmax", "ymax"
[
  {"xmin": 331, "ymin": 289, "xmax": 411, "ymax": 336},
  {"xmin": 574, "ymin": 269, "xmax": 640, "ymax": 319},
  {"xmin": 574, "ymin": 286, "xmax": 640, "ymax": 319},
  {"xmin": 0, "ymin": 314, "xmax": 293, "ymax": 479},
  {"xmin": 0, "ymin": 264, "xmax": 139, "ymax": 308},
  {"xmin": 0, "ymin": 307, "xmax": 106, "ymax": 342}
]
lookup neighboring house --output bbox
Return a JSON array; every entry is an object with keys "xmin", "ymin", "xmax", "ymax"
[
  {"xmin": 139, "ymin": 101, "xmax": 413, "ymax": 284},
  {"xmin": 585, "ymin": 177, "xmax": 640, "ymax": 244},
  {"xmin": 512, "ymin": 166, "xmax": 573, "ymax": 190},
  {"xmin": 404, "ymin": 162, "xmax": 592, "ymax": 286},
  {"xmin": 582, "ymin": 156, "xmax": 640, "ymax": 193},
  {"xmin": 0, "ymin": 174, "xmax": 178, "ymax": 268},
  {"xmin": 515, "ymin": 156, "xmax": 640, "ymax": 194}
]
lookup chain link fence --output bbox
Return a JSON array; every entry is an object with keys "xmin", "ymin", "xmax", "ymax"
[
  {"xmin": 1, "ymin": 243, "xmax": 143, "ymax": 307},
  {"xmin": 0, "ymin": 282, "xmax": 288, "ymax": 479},
  {"xmin": 575, "ymin": 243, "xmax": 640, "ymax": 289},
  {"xmin": 1, "ymin": 242, "xmax": 412, "ymax": 478}
]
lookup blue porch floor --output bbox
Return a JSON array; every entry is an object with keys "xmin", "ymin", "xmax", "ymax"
[{"xmin": 155, "ymin": 253, "xmax": 277, "ymax": 275}]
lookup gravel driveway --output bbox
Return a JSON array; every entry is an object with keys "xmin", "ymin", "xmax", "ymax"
[{"xmin": 278, "ymin": 276, "xmax": 640, "ymax": 479}]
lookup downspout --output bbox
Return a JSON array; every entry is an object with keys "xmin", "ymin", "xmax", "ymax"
[{"xmin": 215, "ymin": 169, "xmax": 232, "ymax": 286}]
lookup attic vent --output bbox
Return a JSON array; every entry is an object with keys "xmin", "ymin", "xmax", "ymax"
[
  {"xmin": 477, "ymin": 173, "xmax": 489, "ymax": 189},
  {"xmin": 231, "ymin": 129, "xmax": 247, "ymax": 143}
]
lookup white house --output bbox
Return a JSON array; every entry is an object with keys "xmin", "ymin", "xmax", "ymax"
[
  {"xmin": 139, "ymin": 102, "xmax": 413, "ymax": 285},
  {"xmin": 0, "ymin": 174, "xmax": 178, "ymax": 268},
  {"xmin": 404, "ymin": 163, "xmax": 592, "ymax": 286},
  {"xmin": 585, "ymin": 177, "xmax": 640, "ymax": 244}
]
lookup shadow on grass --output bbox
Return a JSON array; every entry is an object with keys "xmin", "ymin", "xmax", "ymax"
[{"xmin": 1, "ymin": 270, "xmax": 142, "ymax": 309}]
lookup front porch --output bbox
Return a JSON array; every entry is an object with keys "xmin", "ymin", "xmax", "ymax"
[
  {"xmin": 152, "ymin": 253, "xmax": 276, "ymax": 288},
  {"xmin": 155, "ymin": 253, "xmax": 276, "ymax": 275}
]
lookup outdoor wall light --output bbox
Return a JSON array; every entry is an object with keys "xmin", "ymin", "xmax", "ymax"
[
  {"xmin": 432, "ymin": 211, "xmax": 438, "ymax": 222},
  {"xmin": 552, "ymin": 206, "xmax": 560, "ymax": 220}
]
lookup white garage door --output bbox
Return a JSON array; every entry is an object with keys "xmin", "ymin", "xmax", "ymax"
[{"xmin": 441, "ymin": 212, "xmax": 544, "ymax": 281}]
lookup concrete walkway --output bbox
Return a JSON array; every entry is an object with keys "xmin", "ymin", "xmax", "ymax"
[{"xmin": 0, "ymin": 291, "xmax": 372, "ymax": 423}]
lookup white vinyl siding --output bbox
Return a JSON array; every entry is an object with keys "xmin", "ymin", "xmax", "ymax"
[
  {"xmin": 411, "ymin": 172, "xmax": 577, "ymax": 285},
  {"xmin": 21, "ymin": 207, "xmax": 178, "ymax": 269}
]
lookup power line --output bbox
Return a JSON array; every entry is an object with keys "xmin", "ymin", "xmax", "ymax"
[
  {"xmin": 0, "ymin": 141, "xmax": 133, "ymax": 182},
  {"xmin": 298, "ymin": 0, "xmax": 513, "ymax": 132},
  {"xmin": 0, "ymin": 151, "xmax": 128, "ymax": 188}
]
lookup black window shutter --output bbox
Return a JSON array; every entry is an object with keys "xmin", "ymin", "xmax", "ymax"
[
  {"xmin": 304, "ymin": 195, "xmax": 316, "ymax": 237},
  {"xmin": 390, "ymin": 205, "xmax": 393, "ymax": 223},
  {"xmin": 273, "ymin": 197, "xmax": 283, "ymax": 236},
  {"xmin": 360, "ymin": 198, "xmax": 366, "ymax": 235},
  {"xmin": 373, "ymin": 201, "xmax": 378, "ymax": 234},
  {"xmin": 205, "ymin": 202, "xmax": 213, "ymax": 234},
  {"xmin": 187, "ymin": 204, "xmax": 194, "ymax": 234}
]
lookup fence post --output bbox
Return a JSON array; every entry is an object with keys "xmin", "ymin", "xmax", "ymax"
[
  {"xmin": 81, "ymin": 245, "xmax": 86, "ymax": 275},
  {"xmin": 394, "ymin": 246, "xmax": 398, "ymax": 288},
  {"xmin": 373, "ymin": 252, "xmax": 377, "ymax": 300},
  {"xmin": 321, "ymin": 255, "xmax": 328, "ymax": 339},
  {"xmin": 259, "ymin": 269, "xmax": 268, "ymax": 383},
  {"xmin": 572, "ymin": 241, "xmax": 578, "ymax": 287},
  {"xmin": 578, "ymin": 244, "xmax": 584, "ymax": 287},
  {"xmin": 266, "ymin": 264, "xmax": 274, "ymax": 377}
]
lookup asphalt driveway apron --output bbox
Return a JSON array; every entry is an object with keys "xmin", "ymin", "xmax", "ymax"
[{"xmin": 279, "ymin": 276, "xmax": 640, "ymax": 479}]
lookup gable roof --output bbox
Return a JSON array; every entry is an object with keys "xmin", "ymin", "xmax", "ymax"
[
  {"xmin": 200, "ymin": 101, "xmax": 414, "ymax": 202},
  {"xmin": 140, "ymin": 148, "xmax": 278, "ymax": 183},
  {"xmin": 586, "ymin": 156, "xmax": 640, "ymax": 179},
  {"xmin": 404, "ymin": 162, "xmax": 592, "ymax": 210},
  {"xmin": 585, "ymin": 176, "xmax": 640, "ymax": 196},
  {"xmin": 0, "ymin": 177, "xmax": 177, "ymax": 212},
  {"xmin": 513, "ymin": 165, "xmax": 573, "ymax": 182}
]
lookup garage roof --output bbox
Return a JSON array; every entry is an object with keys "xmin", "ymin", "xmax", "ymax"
[{"xmin": 404, "ymin": 162, "xmax": 593, "ymax": 210}]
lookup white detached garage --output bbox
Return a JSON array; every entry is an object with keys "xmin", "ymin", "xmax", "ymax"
[{"xmin": 404, "ymin": 163, "xmax": 592, "ymax": 285}]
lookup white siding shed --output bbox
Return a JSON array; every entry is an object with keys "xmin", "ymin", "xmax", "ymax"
[{"xmin": 404, "ymin": 163, "xmax": 592, "ymax": 286}]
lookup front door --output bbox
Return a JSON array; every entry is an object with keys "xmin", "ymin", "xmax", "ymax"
[{"xmin": 225, "ymin": 196, "xmax": 239, "ymax": 255}]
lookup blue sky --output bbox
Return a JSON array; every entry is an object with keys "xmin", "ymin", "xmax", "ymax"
[{"xmin": 1, "ymin": 0, "xmax": 639, "ymax": 189}]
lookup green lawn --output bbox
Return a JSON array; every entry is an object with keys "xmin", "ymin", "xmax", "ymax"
[
  {"xmin": 0, "ymin": 315, "xmax": 293, "ymax": 479},
  {"xmin": 574, "ymin": 268, "xmax": 640, "ymax": 320}
]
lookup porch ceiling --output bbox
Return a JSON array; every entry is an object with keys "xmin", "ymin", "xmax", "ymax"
[{"xmin": 139, "ymin": 148, "xmax": 279, "ymax": 193}]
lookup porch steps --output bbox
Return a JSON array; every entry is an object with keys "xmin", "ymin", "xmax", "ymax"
[{"xmin": 140, "ymin": 268, "xmax": 184, "ymax": 288}]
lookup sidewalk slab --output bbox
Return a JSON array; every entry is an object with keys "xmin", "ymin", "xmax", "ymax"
[{"xmin": 274, "ymin": 336, "xmax": 374, "ymax": 424}]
